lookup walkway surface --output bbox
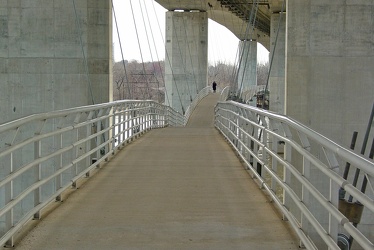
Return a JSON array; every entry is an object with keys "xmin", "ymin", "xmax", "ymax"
[{"xmin": 12, "ymin": 94, "xmax": 299, "ymax": 250}]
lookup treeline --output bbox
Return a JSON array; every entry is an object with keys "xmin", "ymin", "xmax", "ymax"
[
  {"xmin": 112, "ymin": 60, "xmax": 269, "ymax": 101},
  {"xmin": 113, "ymin": 60, "xmax": 165, "ymax": 102}
]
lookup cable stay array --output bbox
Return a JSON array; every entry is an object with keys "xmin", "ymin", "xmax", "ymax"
[
  {"xmin": 112, "ymin": 0, "xmax": 206, "ymax": 114},
  {"xmin": 110, "ymin": 0, "xmax": 275, "ymax": 111}
]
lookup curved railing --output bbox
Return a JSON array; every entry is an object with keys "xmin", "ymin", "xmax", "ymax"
[
  {"xmin": 215, "ymin": 101, "xmax": 374, "ymax": 250},
  {"xmin": 184, "ymin": 86, "xmax": 211, "ymax": 124},
  {"xmin": 220, "ymin": 86, "xmax": 230, "ymax": 102},
  {"xmin": 0, "ymin": 100, "xmax": 185, "ymax": 247},
  {"xmin": 0, "ymin": 85, "xmax": 215, "ymax": 247}
]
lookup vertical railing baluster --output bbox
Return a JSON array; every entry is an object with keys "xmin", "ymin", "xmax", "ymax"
[
  {"xmin": 270, "ymin": 120, "xmax": 279, "ymax": 195},
  {"xmin": 282, "ymin": 123, "xmax": 292, "ymax": 221},
  {"xmin": 4, "ymin": 152, "xmax": 14, "ymax": 248},
  {"xmin": 72, "ymin": 128, "xmax": 79, "ymax": 188},
  {"xmin": 33, "ymin": 139, "xmax": 41, "ymax": 219},
  {"xmin": 121, "ymin": 108, "xmax": 125, "ymax": 145},
  {"xmin": 96, "ymin": 115, "xmax": 102, "ymax": 162},
  {"xmin": 112, "ymin": 108, "xmax": 116, "ymax": 153},
  {"xmin": 85, "ymin": 122, "xmax": 91, "ymax": 177},
  {"xmin": 56, "ymin": 133, "xmax": 62, "ymax": 201},
  {"xmin": 298, "ymin": 132, "xmax": 311, "ymax": 248},
  {"xmin": 323, "ymin": 148, "xmax": 340, "ymax": 247}
]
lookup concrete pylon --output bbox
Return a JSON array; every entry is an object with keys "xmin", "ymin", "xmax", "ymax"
[
  {"xmin": 285, "ymin": 1, "xmax": 374, "ymax": 246},
  {"xmin": 237, "ymin": 40, "xmax": 257, "ymax": 104},
  {"xmin": 268, "ymin": 13, "xmax": 286, "ymax": 114},
  {"xmin": 286, "ymin": 1, "xmax": 374, "ymax": 146},
  {"xmin": 164, "ymin": 11, "xmax": 208, "ymax": 114},
  {"xmin": 0, "ymin": 1, "xmax": 112, "ymax": 124}
]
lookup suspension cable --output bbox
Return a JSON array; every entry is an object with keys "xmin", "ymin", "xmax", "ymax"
[
  {"xmin": 263, "ymin": 0, "xmax": 285, "ymax": 108},
  {"xmin": 111, "ymin": 0, "xmax": 132, "ymax": 99},
  {"xmin": 138, "ymin": 0, "xmax": 159, "ymax": 100},
  {"xmin": 141, "ymin": 0, "xmax": 170, "ymax": 105},
  {"xmin": 72, "ymin": 0, "xmax": 95, "ymax": 105},
  {"xmin": 129, "ymin": 0, "xmax": 152, "ymax": 100},
  {"xmin": 152, "ymin": 1, "xmax": 185, "ymax": 112},
  {"xmin": 236, "ymin": 0, "xmax": 259, "ymax": 100},
  {"xmin": 149, "ymin": 1, "xmax": 171, "ymax": 106}
]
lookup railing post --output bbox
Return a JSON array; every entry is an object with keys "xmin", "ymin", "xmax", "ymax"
[
  {"xmin": 56, "ymin": 133, "xmax": 63, "ymax": 201},
  {"xmin": 96, "ymin": 117, "xmax": 102, "ymax": 162},
  {"xmin": 4, "ymin": 153, "xmax": 14, "ymax": 248},
  {"xmin": 85, "ymin": 122, "xmax": 91, "ymax": 177},
  {"xmin": 259, "ymin": 115, "xmax": 268, "ymax": 178},
  {"xmin": 269, "ymin": 120, "xmax": 279, "ymax": 195},
  {"xmin": 282, "ymin": 123, "xmax": 292, "ymax": 221},
  {"xmin": 72, "ymin": 128, "xmax": 79, "ymax": 188},
  {"xmin": 112, "ymin": 109, "xmax": 116, "ymax": 154},
  {"xmin": 298, "ymin": 132, "xmax": 311, "ymax": 248},
  {"xmin": 242, "ymin": 110, "xmax": 250, "ymax": 165},
  {"xmin": 323, "ymin": 148, "xmax": 340, "ymax": 247},
  {"xmin": 33, "ymin": 139, "xmax": 41, "ymax": 219},
  {"xmin": 131, "ymin": 108, "xmax": 135, "ymax": 138},
  {"xmin": 104, "ymin": 109, "xmax": 110, "ymax": 158}
]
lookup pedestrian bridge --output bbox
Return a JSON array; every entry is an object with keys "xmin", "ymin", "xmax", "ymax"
[{"xmin": 0, "ymin": 89, "xmax": 373, "ymax": 249}]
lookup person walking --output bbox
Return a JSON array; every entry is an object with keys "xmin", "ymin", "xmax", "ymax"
[{"xmin": 212, "ymin": 81, "xmax": 217, "ymax": 93}]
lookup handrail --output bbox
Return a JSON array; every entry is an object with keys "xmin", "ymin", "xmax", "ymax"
[
  {"xmin": 0, "ymin": 86, "xmax": 213, "ymax": 247},
  {"xmin": 215, "ymin": 101, "xmax": 374, "ymax": 250},
  {"xmin": 184, "ymin": 86, "xmax": 211, "ymax": 124},
  {"xmin": 220, "ymin": 86, "xmax": 230, "ymax": 101},
  {"xmin": 0, "ymin": 100, "xmax": 185, "ymax": 247}
]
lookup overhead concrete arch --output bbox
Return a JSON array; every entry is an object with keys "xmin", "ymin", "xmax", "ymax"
[{"xmin": 156, "ymin": 0, "xmax": 272, "ymax": 50}]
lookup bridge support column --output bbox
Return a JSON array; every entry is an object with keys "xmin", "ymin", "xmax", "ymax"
[
  {"xmin": 268, "ymin": 13, "xmax": 285, "ymax": 114},
  {"xmin": 237, "ymin": 40, "xmax": 257, "ymax": 104},
  {"xmin": 286, "ymin": 0, "xmax": 374, "ymax": 146},
  {"xmin": 0, "ymin": 1, "xmax": 112, "ymax": 124},
  {"xmin": 285, "ymin": 1, "xmax": 374, "ymax": 246},
  {"xmin": 165, "ymin": 11, "xmax": 208, "ymax": 114}
]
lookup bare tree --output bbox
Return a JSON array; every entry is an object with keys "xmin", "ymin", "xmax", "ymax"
[
  {"xmin": 112, "ymin": 60, "xmax": 165, "ymax": 102},
  {"xmin": 208, "ymin": 61, "xmax": 236, "ymax": 90},
  {"xmin": 113, "ymin": 59, "xmax": 267, "ymax": 102},
  {"xmin": 257, "ymin": 61, "xmax": 269, "ymax": 86}
]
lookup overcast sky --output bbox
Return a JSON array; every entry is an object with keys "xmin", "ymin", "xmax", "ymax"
[{"xmin": 112, "ymin": 0, "xmax": 268, "ymax": 65}]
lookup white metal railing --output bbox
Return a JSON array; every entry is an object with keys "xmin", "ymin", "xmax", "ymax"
[
  {"xmin": 215, "ymin": 101, "xmax": 374, "ymax": 250},
  {"xmin": 0, "ymin": 100, "xmax": 185, "ymax": 247},
  {"xmin": 220, "ymin": 86, "xmax": 230, "ymax": 101},
  {"xmin": 184, "ymin": 86, "xmax": 211, "ymax": 123}
]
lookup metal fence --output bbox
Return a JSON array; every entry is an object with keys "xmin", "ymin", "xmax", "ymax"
[
  {"xmin": 0, "ymin": 100, "xmax": 185, "ymax": 247},
  {"xmin": 215, "ymin": 101, "xmax": 374, "ymax": 250},
  {"xmin": 184, "ymin": 86, "xmax": 211, "ymax": 121}
]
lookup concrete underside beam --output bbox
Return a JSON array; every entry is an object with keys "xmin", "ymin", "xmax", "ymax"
[
  {"xmin": 165, "ymin": 11, "xmax": 208, "ymax": 113},
  {"xmin": 0, "ymin": 1, "xmax": 112, "ymax": 124}
]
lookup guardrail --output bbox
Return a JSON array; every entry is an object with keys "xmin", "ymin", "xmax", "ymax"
[
  {"xmin": 184, "ymin": 86, "xmax": 211, "ymax": 123},
  {"xmin": 0, "ymin": 100, "xmax": 185, "ymax": 247},
  {"xmin": 220, "ymin": 86, "xmax": 230, "ymax": 102},
  {"xmin": 215, "ymin": 101, "xmax": 374, "ymax": 250}
]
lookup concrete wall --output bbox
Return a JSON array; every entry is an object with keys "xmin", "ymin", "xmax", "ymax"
[
  {"xmin": 286, "ymin": 1, "xmax": 374, "ymax": 246},
  {"xmin": 0, "ymin": 0, "xmax": 112, "ymax": 124},
  {"xmin": 286, "ymin": 0, "xmax": 374, "ymax": 148},
  {"xmin": 165, "ymin": 11, "xmax": 208, "ymax": 114}
]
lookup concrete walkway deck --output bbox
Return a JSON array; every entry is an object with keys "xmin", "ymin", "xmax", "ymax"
[{"xmin": 12, "ymin": 94, "xmax": 299, "ymax": 250}]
